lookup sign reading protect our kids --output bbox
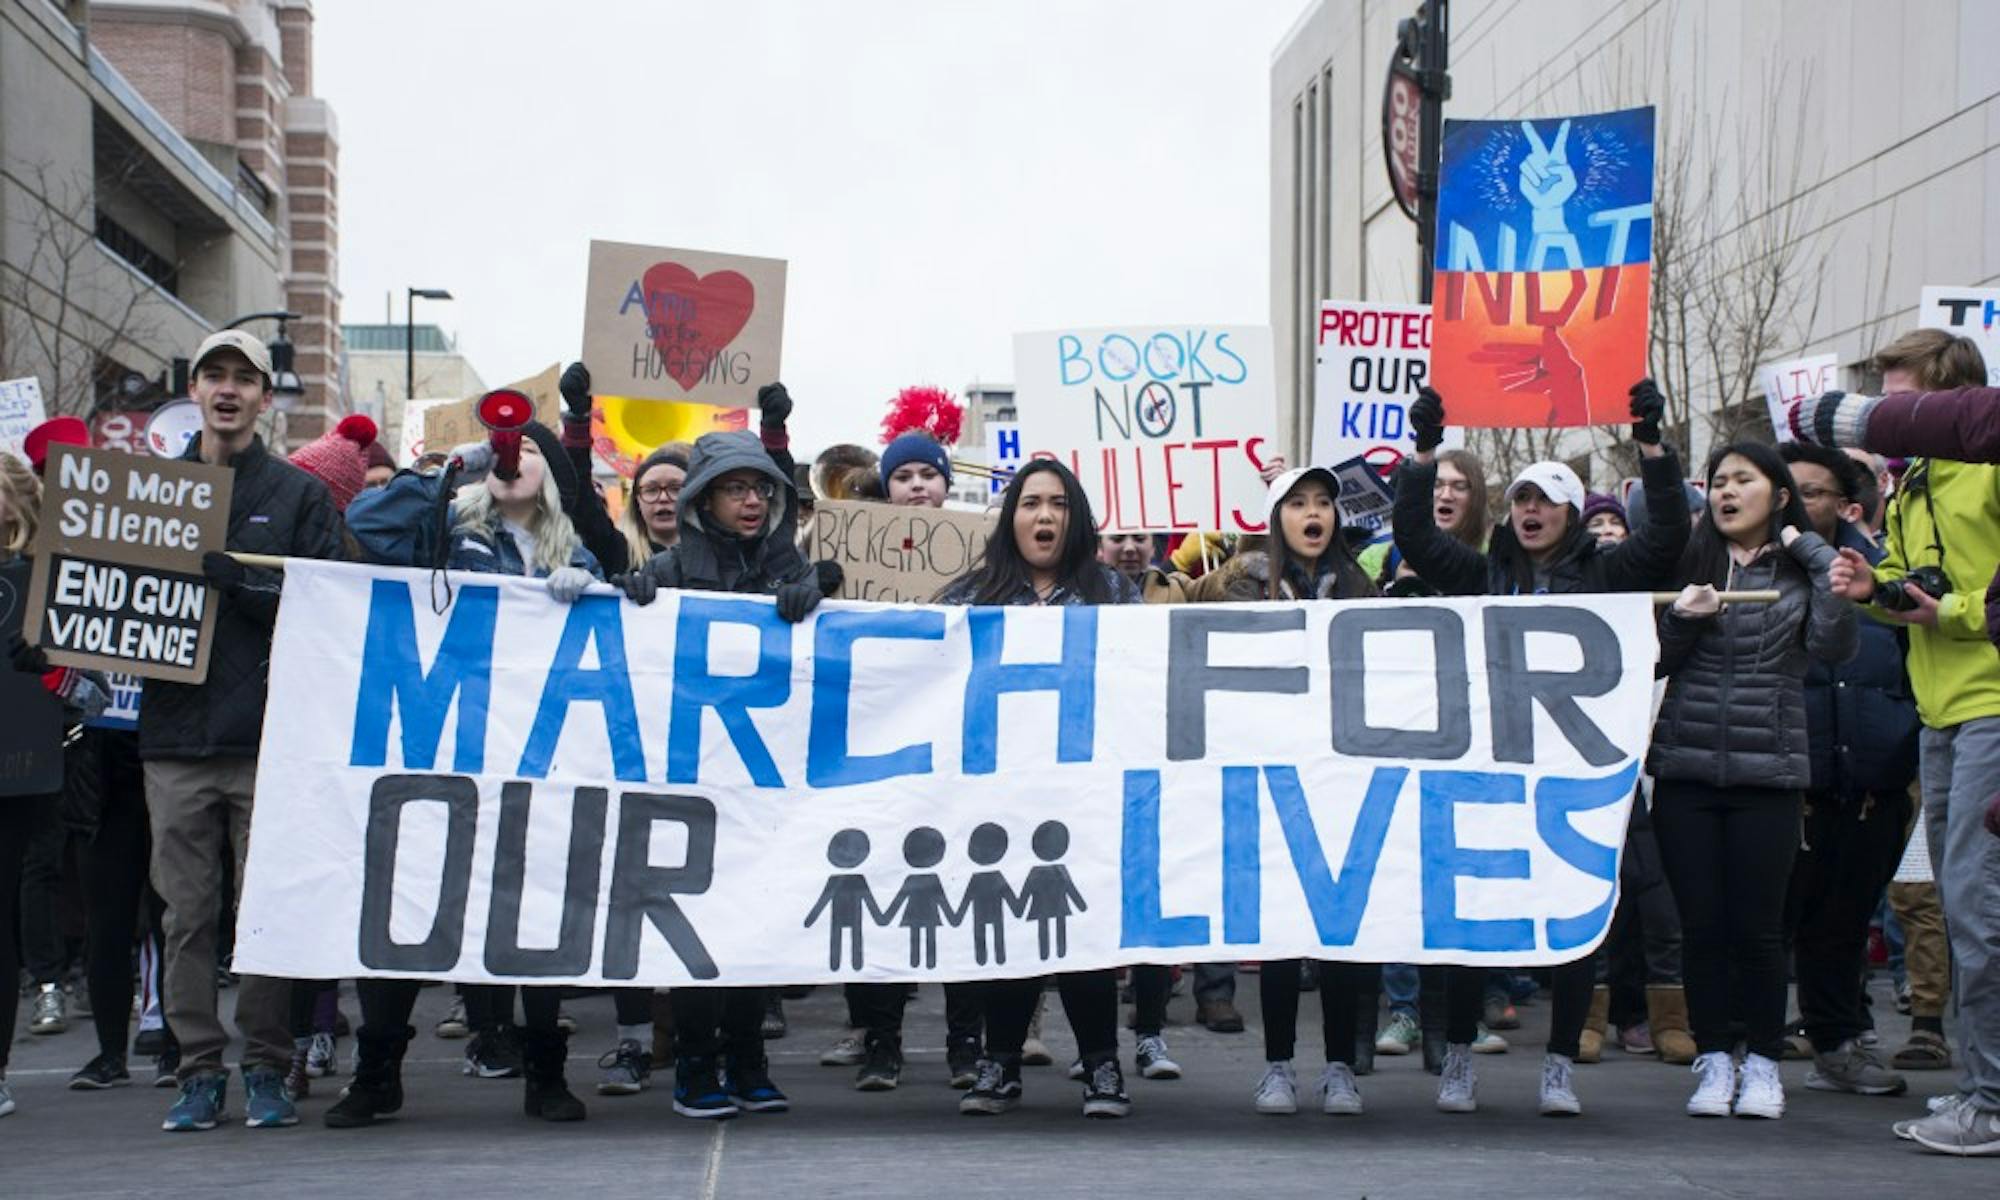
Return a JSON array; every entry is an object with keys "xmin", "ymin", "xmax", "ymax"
[
  {"xmin": 1431, "ymin": 106, "xmax": 1655, "ymax": 427},
  {"xmin": 1013, "ymin": 326, "xmax": 1278, "ymax": 534},
  {"xmin": 1312, "ymin": 300, "xmax": 1462, "ymax": 474}
]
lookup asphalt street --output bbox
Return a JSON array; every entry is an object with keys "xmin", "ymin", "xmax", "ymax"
[{"xmin": 1, "ymin": 972, "xmax": 1984, "ymax": 1197}]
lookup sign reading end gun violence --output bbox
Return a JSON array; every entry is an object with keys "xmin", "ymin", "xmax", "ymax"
[
  {"xmin": 806, "ymin": 500, "xmax": 998, "ymax": 603},
  {"xmin": 24, "ymin": 443, "xmax": 231, "ymax": 683}
]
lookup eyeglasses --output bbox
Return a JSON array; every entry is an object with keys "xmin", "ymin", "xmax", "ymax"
[
  {"xmin": 638, "ymin": 482, "xmax": 682, "ymax": 502},
  {"xmin": 714, "ymin": 479, "xmax": 777, "ymax": 502},
  {"xmin": 1434, "ymin": 479, "xmax": 1472, "ymax": 496}
]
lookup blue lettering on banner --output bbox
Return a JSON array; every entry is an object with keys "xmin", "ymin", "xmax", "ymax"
[
  {"xmin": 667, "ymin": 596, "xmax": 791, "ymax": 787},
  {"xmin": 1419, "ymin": 770, "xmax": 1534, "ymax": 952},
  {"xmin": 961, "ymin": 608, "xmax": 1097, "ymax": 774},
  {"xmin": 807, "ymin": 609, "xmax": 946, "ymax": 787},
  {"xmin": 351, "ymin": 580, "xmax": 497, "ymax": 773},
  {"xmin": 517, "ymin": 595, "xmax": 646, "ymax": 782},
  {"xmin": 1119, "ymin": 769, "xmax": 1209, "ymax": 947},
  {"xmin": 1536, "ymin": 761, "xmax": 1636, "ymax": 950}
]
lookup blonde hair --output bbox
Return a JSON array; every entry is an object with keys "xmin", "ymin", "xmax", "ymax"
[
  {"xmin": 1, "ymin": 452, "xmax": 39, "ymax": 557},
  {"xmin": 1873, "ymin": 328, "xmax": 1987, "ymax": 390},
  {"xmin": 455, "ymin": 457, "xmax": 581, "ymax": 576},
  {"xmin": 619, "ymin": 442, "xmax": 690, "ymax": 566}
]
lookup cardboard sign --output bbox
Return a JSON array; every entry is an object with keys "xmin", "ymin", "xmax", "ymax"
[
  {"xmin": 235, "ymin": 561, "xmax": 1661, "ymax": 985},
  {"xmin": 23, "ymin": 443, "xmax": 232, "ymax": 683},
  {"xmin": 0, "ymin": 376, "xmax": 47, "ymax": 461},
  {"xmin": 1312, "ymin": 301, "xmax": 1461, "ymax": 473},
  {"xmin": 1432, "ymin": 106, "xmax": 1655, "ymax": 427},
  {"xmin": 0, "ymin": 557, "xmax": 65, "ymax": 796},
  {"xmin": 1919, "ymin": 287, "xmax": 2000, "ymax": 386},
  {"xmin": 1013, "ymin": 326, "xmax": 1279, "ymax": 534},
  {"xmin": 806, "ymin": 500, "xmax": 997, "ymax": 603},
  {"xmin": 423, "ymin": 364, "xmax": 563, "ymax": 460},
  {"xmin": 1758, "ymin": 353, "xmax": 1841, "ymax": 442},
  {"xmin": 580, "ymin": 240, "xmax": 787, "ymax": 407},
  {"xmin": 1328, "ymin": 454, "xmax": 1397, "ymax": 535}
]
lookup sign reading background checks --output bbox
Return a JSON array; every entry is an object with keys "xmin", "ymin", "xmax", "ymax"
[
  {"xmin": 805, "ymin": 500, "xmax": 997, "ymax": 604},
  {"xmin": 24, "ymin": 443, "xmax": 231, "ymax": 683},
  {"xmin": 235, "ymin": 560, "xmax": 1659, "ymax": 987},
  {"xmin": 1012, "ymin": 326, "xmax": 1278, "ymax": 534}
]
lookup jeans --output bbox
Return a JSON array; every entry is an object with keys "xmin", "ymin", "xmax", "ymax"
[
  {"xmin": 1193, "ymin": 962, "xmax": 1235, "ymax": 1003},
  {"xmin": 1382, "ymin": 964, "xmax": 1419, "ymax": 1017},
  {"xmin": 1919, "ymin": 718, "xmax": 2000, "ymax": 1112},
  {"xmin": 1788, "ymin": 786, "xmax": 1911, "ymax": 1052},
  {"xmin": 1652, "ymin": 779, "xmax": 1800, "ymax": 1061}
]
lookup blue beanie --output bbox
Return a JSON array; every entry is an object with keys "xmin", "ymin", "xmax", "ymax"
[{"xmin": 879, "ymin": 432, "xmax": 953, "ymax": 490}]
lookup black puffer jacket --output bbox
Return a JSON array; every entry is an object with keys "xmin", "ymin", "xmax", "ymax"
[
  {"xmin": 1648, "ymin": 533, "xmax": 1858, "ymax": 790},
  {"xmin": 628, "ymin": 431, "xmax": 813, "ymax": 594},
  {"xmin": 1391, "ymin": 449, "xmax": 1690, "ymax": 597},
  {"xmin": 139, "ymin": 435, "xmax": 345, "ymax": 760}
]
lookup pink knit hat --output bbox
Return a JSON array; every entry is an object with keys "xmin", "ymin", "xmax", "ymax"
[{"xmin": 290, "ymin": 414, "xmax": 378, "ymax": 511}]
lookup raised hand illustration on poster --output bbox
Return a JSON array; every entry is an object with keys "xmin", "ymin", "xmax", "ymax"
[{"xmin": 1431, "ymin": 106, "xmax": 1655, "ymax": 429}]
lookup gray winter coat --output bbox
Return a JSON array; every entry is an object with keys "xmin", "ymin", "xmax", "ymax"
[{"xmin": 1647, "ymin": 531, "xmax": 1858, "ymax": 790}]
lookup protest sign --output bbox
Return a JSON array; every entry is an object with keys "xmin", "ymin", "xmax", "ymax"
[
  {"xmin": 580, "ymin": 240, "xmax": 787, "ymax": 408},
  {"xmin": 0, "ymin": 376, "xmax": 46, "ymax": 459},
  {"xmin": 87, "ymin": 671, "xmax": 143, "ymax": 731},
  {"xmin": 1919, "ymin": 286, "xmax": 2000, "ymax": 385},
  {"xmin": 805, "ymin": 500, "xmax": 997, "ymax": 603},
  {"xmin": 1758, "ymin": 354, "xmax": 1841, "ymax": 442},
  {"xmin": 1328, "ymin": 455, "xmax": 1397, "ymax": 536},
  {"xmin": 0, "ymin": 558, "xmax": 65, "ymax": 796},
  {"xmin": 400, "ymin": 399, "xmax": 452, "ymax": 461},
  {"xmin": 985, "ymin": 421, "xmax": 1021, "ymax": 495},
  {"xmin": 1312, "ymin": 300, "xmax": 1460, "ymax": 473},
  {"xmin": 424, "ymin": 364, "xmax": 563, "ymax": 459},
  {"xmin": 236, "ymin": 560, "xmax": 1659, "ymax": 986},
  {"xmin": 1431, "ymin": 106, "xmax": 1655, "ymax": 427},
  {"xmin": 1012, "ymin": 326, "xmax": 1278, "ymax": 534},
  {"xmin": 23, "ymin": 443, "xmax": 232, "ymax": 683}
]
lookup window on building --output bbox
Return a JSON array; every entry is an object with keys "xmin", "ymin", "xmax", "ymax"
[{"xmin": 95, "ymin": 210, "xmax": 178, "ymax": 293}]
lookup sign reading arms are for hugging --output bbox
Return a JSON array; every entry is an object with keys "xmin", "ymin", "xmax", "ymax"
[{"xmin": 236, "ymin": 561, "xmax": 1658, "ymax": 987}]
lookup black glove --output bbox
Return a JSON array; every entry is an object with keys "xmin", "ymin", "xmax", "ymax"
[
  {"xmin": 1628, "ymin": 378, "xmax": 1666, "ymax": 445},
  {"xmin": 8, "ymin": 635, "xmax": 48, "ymax": 676},
  {"xmin": 617, "ymin": 570, "xmax": 659, "ymax": 607},
  {"xmin": 1409, "ymin": 386, "xmax": 1446, "ymax": 452},
  {"xmin": 756, "ymin": 382, "xmax": 793, "ymax": 430},
  {"xmin": 202, "ymin": 550, "xmax": 246, "ymax": 594},
  {"xmin": 815, "ymin": 559, "xmax": 845, "ymax": 597},
  {"xmin": 559, "ymin": 362, "xmax": 593, "ymax": 419},
  {"xmin": 775, "ymin": 580, "xmax": 821, "ymax": 623}
]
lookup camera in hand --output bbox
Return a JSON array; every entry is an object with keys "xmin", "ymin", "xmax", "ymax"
[{"xmin": 1874, "ymin": 564, "xmax": 1950, "ymax": 612}]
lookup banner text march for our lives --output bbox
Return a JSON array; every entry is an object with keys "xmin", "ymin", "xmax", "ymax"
[
  {"xmin": 1013, "ymin": 326, "xmax": 1278, "ymax": 535},
  {"xmin": 1432, "ymin": 106, "xmax": 1655, "ymax": 428},
  {"xmin": 235, "ymin": 561, "xmax": 1660, "ymax": 987}
]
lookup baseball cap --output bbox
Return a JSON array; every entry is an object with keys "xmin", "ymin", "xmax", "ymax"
[
  {"xmin": 1503, "ymin": 461, "xmax": 1586, "ymax": 510},
  {"xmin": 191, "ymin": 329, "xmax": 273, "ymax": 381},
  {"xmin": 1263, "ymin": 465, "xmax": 1342, "ymax": 528}
]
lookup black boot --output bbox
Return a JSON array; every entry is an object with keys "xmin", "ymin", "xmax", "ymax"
[
  {"xmin": 324, "ymin": 1025, "xmax": 411, "ymax": 1128},
  {"xmin": 522, "ymin": 1028, "xmax": 587, "ymax": 1122}
]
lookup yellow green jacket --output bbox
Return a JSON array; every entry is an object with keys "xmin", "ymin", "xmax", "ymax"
[{"xmin": 1874, "ymin": 456, "xmax": 2000, "ymax": 728}]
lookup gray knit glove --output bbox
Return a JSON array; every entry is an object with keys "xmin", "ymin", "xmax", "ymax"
[{"xmin": 1788, "ymin": 390, "xmax": 1876, "ymax": 448}]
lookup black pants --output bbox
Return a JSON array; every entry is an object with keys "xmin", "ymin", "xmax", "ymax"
[
  {"xmin": 1261, "ymin": 960, "xmax": 1377, "ymax": 1064},
  {"xmin": 1423, "ymin": 965, "xmax": 1489, "ymax": 1045},
  {"xmin": 1544, "ymin": 955, "xmax": 1598, "ymax": 1060},
  {"xmin": 1788, "ymin": 786, "xmax": 1910, "ymax": 1053},
  {"xmin": 671, "ymin": 987, "xmax": 767, "ymax": 1061},
  {"xmin": 612, "ymin": 987, "xmax": 652, "ymax": 1027},
  {"xmin": 1603, "ymin": 795, "xmax": 1683, "ymax": 1027},
  {"xmin": 1131, "ymin": 965, "xmax": 1170, "ymax": 1038},
  {"xmin": 983, "ymin": 971, "xmax": 1118, "ymax": 1066},
  {"xmin": 19, "ymin": 796, "xmax": 71, "ymax": 984},
  {"xmin": 290, "ymin": 979, "xmax": 339, "ymax": 1038},
  {"xmin": 846, "ymin": 981, "xmax": 983, "ymax": 1049},
  {"xmin": 79, "ymin": 731, "xmax": 168, "ymax": 1061},
  {"xmin": 0, "ymin": 794, "xmax": 56, "ymax": 1073},
  {"xmin": 1652, "ymin": 780, "xmax": 1800, "ymax": 1061},
  {"xmin": 458, "ymin": 983, "xmax": 561, "ymax": 1033}
]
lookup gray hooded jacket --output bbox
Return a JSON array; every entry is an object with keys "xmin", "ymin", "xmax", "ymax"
[{"xmin": 630, "ymin": 431, "xmax": 813, "ymax": 595}]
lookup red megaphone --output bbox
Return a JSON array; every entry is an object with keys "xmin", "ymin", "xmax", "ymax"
[{"xmin": 475, "ymin": 388, "xmax": 534, "ymax": 481}]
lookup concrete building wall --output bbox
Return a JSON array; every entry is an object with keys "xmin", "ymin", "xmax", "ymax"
[{"xmin": 1272, "ymin": 0, "xmax": 2000, "ymax": 470}]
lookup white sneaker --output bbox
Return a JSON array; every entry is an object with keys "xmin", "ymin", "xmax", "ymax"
[
  {"xmin": 1734, "ymin": 1052, "xmax": 1784, "ymax": 1119},
  {"xmin": 1318, "ymin": 1062, "xmax": 1362, "ymax": 1115},
  {"xmin": 1539, "ymin": 1052, "xmax": 1581, "ymax": 1116},
  {"xmin": 1896, "ymin": 1094, "xmax": 1966, "ymax": 1141},
  {"xmin": 1436, "ymin": 1044, "xmax": 1477, "ymax": 1113},
  {"xmin": 1687, "ymin": 1051, "xmax": 1735, "ymax": 1117},
  {"xmin": 1254, "ymin": 1061, "xmax": 1298, "ymax": 1114},
  {"xmin": 1134, "ymin": 1034, "xmax": 1181, "ymax": 1080},
  {"xmin": 1907, "ymin": 1098, "xmax": 2000, "ymax": 1156},
  {"xmin": 0, "ymin": 1077, "xmax": 14, "ymax": 1118}
]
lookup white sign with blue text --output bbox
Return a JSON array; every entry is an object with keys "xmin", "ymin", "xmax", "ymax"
[{"xmin": 236, "ymin": 560, "xmax": 1658, "ymax": 986}]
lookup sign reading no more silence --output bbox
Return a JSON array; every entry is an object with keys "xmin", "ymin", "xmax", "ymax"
[{"xmin": 24, "ymin": 443, "xmax": 232, "ymax": 683}]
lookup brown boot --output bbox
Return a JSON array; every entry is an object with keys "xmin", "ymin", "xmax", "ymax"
[
  {"xmin": 1577, "ymin": 985, "xmax": 1609, "ymax": 1063},
  {"xmin": 1646, "ymin": 985, "xmax": 1697, "ymax": 1065}
]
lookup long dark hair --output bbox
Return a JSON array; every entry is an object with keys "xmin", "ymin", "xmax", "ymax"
[
  {"xmin": 1678, "ymin": 441, "xmax": 1813, "ymax": 587},
  {"xmin": 942, "ymin": 458, "xmax": 1112, "ymax": 605},
  {"xmin": 1268, "ymin": 473, "xmax": 1376, "ymax": 601}
]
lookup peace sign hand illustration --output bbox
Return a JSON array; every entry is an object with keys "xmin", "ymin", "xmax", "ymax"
[{"xmin": 1518, "ymin": 119, "xmax": 1576, "ymax": 234}]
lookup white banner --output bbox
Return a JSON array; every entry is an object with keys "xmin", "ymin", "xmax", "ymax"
[
  {"xmin": 1311, "ymin": 300, "xmax": 1460, "ymax": 472},
  {"xmin": 0, "ymin": 375, "xmax": 46, "ymax": 460},
  {"xmin": 237, "ymin": 560, "xmax": 1659, "ymax": 986},
  {"xmin": 1920, "ymin": 286, "xmax": 2000, "ymax": 386},
  {"xmin": 1013, "ymin": 325, "xmax": 1277, "ymax": 535}
]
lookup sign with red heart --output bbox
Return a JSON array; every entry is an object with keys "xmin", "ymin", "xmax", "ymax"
[{"xmin": 581, "ymin": 240, "xmax": 787, "ymax": 408}]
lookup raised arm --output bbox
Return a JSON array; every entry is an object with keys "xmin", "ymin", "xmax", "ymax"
[{"xmin": 1792, "ymin": 386, "xmax": 2000, "ymax": 461}]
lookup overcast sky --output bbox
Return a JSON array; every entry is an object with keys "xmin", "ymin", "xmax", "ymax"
[{"xmin": 318, "ymin": 0, "xmax": 1309, "ymax": 455}]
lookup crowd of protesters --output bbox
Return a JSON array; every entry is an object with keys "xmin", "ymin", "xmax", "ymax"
[{"xmin": 2, "ymin": 321, "xmax": 1997, "ymax": 1158}]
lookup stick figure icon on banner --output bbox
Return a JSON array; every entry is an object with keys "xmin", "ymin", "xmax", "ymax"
[
  {"xmin": 1014, "ymin": 821, "xmax": 1087, "ymax": 961},
  {"xmin": 956, "ymin": 822, "xmax": 1019, "ymax": 966},
  {"xmin": 880, "ymin": 827, "xmax": 962, "ymax": 969},
  {"xmin": 804, "ymin": 829, "xmax": 887, "ymax": 971}
]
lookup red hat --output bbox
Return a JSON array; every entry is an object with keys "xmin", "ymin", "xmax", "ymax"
[
  {"xmin": 22, "ymin": 416, "xmax": 90, "ymax": 474},
  {"xmin": 289, "ymin": 414, "xmax": 378, "ymax": 511}
]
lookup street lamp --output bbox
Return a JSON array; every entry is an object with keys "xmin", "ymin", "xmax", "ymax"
[{"xmin": 406, "ymin": 286, "xmax": 454, "ymax": 403}]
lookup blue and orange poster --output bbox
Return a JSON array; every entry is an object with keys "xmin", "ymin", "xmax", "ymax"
[{"xmin": 1430, "ymin": 106, "xmax": 1655, "ymax": 427}]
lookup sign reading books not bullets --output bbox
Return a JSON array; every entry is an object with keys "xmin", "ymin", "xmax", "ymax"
[{"xmin": 24, "ymin": 443, "xmax": 232, "ymax": 684}]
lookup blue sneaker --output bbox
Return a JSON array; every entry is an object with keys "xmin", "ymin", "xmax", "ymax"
[
  {"xmin": 725, "ymin": 1054, "xmax": 790, "ymax": 1113},
  {"xmin": 163, "ymin": 1072, "xmax": 227, "ymax": 1131},
  {"xmin": 672, "ymin": 1055, "xmax": 739, "ymax": 1120},
  {"xmin": 243, "ymin": 1066, "xmax": 299, "ymax": 1128}
]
